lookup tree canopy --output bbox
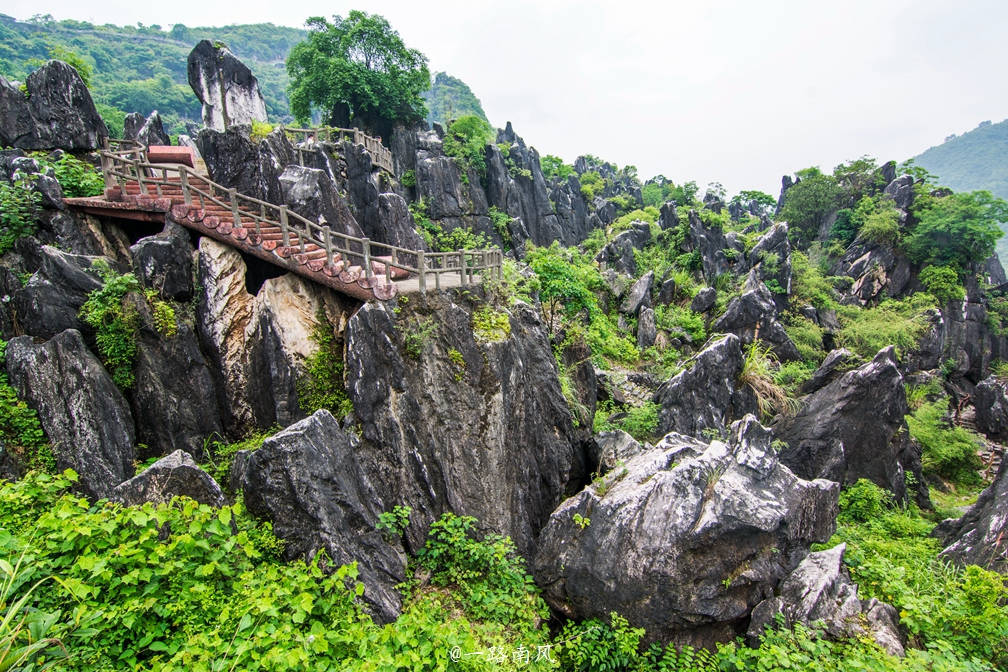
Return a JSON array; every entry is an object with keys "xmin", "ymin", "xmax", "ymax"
[
  {"xmin": 286, "ymin": 12, "xmax": 430, "ymax": 138},
  {"xmin": 778, "ymin": 170, "xmax": 843, "ymax": 247},
  {"xmin": 905, "ymin": 190, "xmax": 1007, "ymax": 269}
]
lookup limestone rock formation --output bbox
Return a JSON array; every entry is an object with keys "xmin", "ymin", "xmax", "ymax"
[
  {"xmin": 130, "ymin": 222, "xmax": 194, "ymax": 301},
  {"xmin": 596, "ymin": 223, "xmax": 651, "ymax": 276},
  {"xmin": 833, "ymin": 240, "xmax": 912, "ymax": 306},
  {"xmin": 748, "ymin": 223, "xmax": 792, "ymax": 309},
  {"xmin": 973, "ymin": 376, "xmax": 1008, "ymax": 439},
  {"xmin": 711, "ymin": 275, "xmax": 802, "ymax": 362},
  {"xmin": 344, "ymin": 294, "xmax": 585, "ymax": 559},
  {"xmin": 279, "ymin": 164, "xmax": 365, "ymax": 240},
  {"xmin": 111, "ymin": 450, "xmax": 226, "ymax": 508},
  {"xmin": 534, "ymin": 415, "xmax": 839, "ymax": 646},
  {"xmin": 748, "ymin": 544, "xmax": 905, "ymax": 656},
  {"xmin": 238, "ymin": 410, "xmax": 407, "ymax": 623},
  {"xmin": 123, "ymin": 111, "xmax": 171, "ymax": 147},
  {"xmin": 690, "ymin": 286, "xmax": 716, "ymax": 314},
  {"xmin": 775, "ymin": 346, "xmax": 929, "ymax": 507},
  {"xmin": 5, "ymin": 330, "xmax": 135, "ymax": 499},
  {"xmin": 620, "ymin": 271, "xmax": 654, "ymax": 316},
  {"xmin": 187, "ymin": 40, "xmax": 269, "ymax": 132},
  {"xmin": 932, "ymin": 459, "xmax": 1008, "ymax": 573},
  {"xmin": 196, "ymin": 126, "xmax": 293, "ymax": 205},
  {"xmin": 0, "ymin": 61, "xmax": 107, "ymax": 151}
]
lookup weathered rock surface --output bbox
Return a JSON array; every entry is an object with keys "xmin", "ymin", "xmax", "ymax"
[
  {"xmin": 0, "ymin": 61, "xmax": 108, "ymax": 151},
  {"xmin": 590, "ymin": 429, "xmax": 645, "ymax": 474},
  {"xmin": 621, "ymin": 271, "xmax": 654, "ymax": 316},
  {"xmin": 652, "ymin": 334, "xmax": 755, "ymax": 437},
  {"xmin": 111, "ymin": 450, "xmax": 226, "ymax": 508},
  {"xmin": 682, "ymin": 210, "xmax": 729, "ymax": 282},
  {"xmin": 279, "ymin": 164, "xmax": 365, "ymax": 239},
  {"xmin": 690, "ymin": 286, "xmax": 716, "ymax": 314},
  {"xmin": 748, "ymin": 543, "xmax": 905, "ymax": 656},
  {"xmin": 832, "ymin": 240, "xmax": 911, "ymax": 306},
  {"xmin": 123, "ymin": 111, "xmax": 171, "ymax": 147},
  {"xmin": 345, "ymin": 295, "xmax": 585, "ymax": 559},
  {"xmin": 187, "ymin": 40, "xmax": 268, "ymax": 132},
  {"xmin": 748, "ymin": 223, "xmax": 792, "ymax": 309},
  {"xmin": 596, "ymin": 223, "xmax": 651, "ymax": 276},
  {"xmin": 659, "ymin": 201, "xmax": 679, "ymax": 231},
  {"xmin": 933, "ymin": 458, "xmax": 1008, "ymax": 574},
  {"xmin": 775, "ymin": 347, "xmax": 928, "ymax": 507},
  {"xmin": 973, "ymin": 376, "xmax": 1008, "ymax": 439},
  {"xmin": 883, "ymin": 175, "xmax": 914, "ymax": 211},
  {"xmin": 415, "ymin": 132, "xmax": 488, "ymax": 221},
  {"xmin": 802, "ymin": 348, "xmax": 857, "ymax": 395},
  {"xmin": 12, "ymin": 246, "xmax": 108, "ymax": 341},
  {"xmin": 130, "ymin": 222, "xmax": 194, "ymax": 301},
  {"xmin": 5, "ymin": 330, "xmax": 135, "ymax": 499},
  {"xmin": 534, "ymin": 415, "xmax": 839, "ymax": 646},
  {"xmin": 196, "ymin": 126, "xmax": 293, "ymax": 205},
  {"xmin": 712, "ymin": 275, "xmax": 802, "ymax": 362},
  {"xmin": 238, "ymin": 410, "xmax": 407, "ymax": 622},
  {"xmin": 637, "ymin": 307, "xmax": 657, "ymax": 349}
]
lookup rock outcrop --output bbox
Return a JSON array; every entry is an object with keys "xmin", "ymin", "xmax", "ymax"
[
  {"xmin": 712, "ymin": 274, "xmax": 802, "ymax": 362},
  {"xmin": 345, "ymin": 294, "xmax": 585, "ymax": 559},
  {"xmin": 775, "ymin": 347, "xmax": 928, "ymax": 507},
  {"xmin": 111, "ymin": 450, "xmax": 226, "ymax": 508},
  {"xmin": 0, "ymin": 60, "xmax": 107, "ymax": 151},
  {"xmin": 187, "ymin": 40, "xmax": 269, "ymax": 132},
  {"xmin": 932, "ymin": 459, "xmax": 1008, "ymax": 574},
  {"xmin": 196, "ymin": 126, "xmax": 293, "ymax": 205},
  {"xmin": 747, "ymin": 543, "xmax": 905, "ymax": 656},
  {"xmin": 596, "ymin": 223, "xmax": 651, "ymax": 276},
  {"xmin": 279, "ymin": 164, "xmax": 365, "ymax": 240},
  {"xmin": 832, "ymin": 240, "xmax": 911, "ymax": 306},
  {"xmin": 11, "ymin": 246, "xmax": 108, "ymax": 342},
  {"xmin": 130, "ymin": 222, "xmax": 194, "ymax": 301},
  {"xmin": 534, "ymin": 415, "xmax": 839, "ymax": 646},
  {"xmin": 123, "ymin": 111, "xmax": 171, "ymax": 147},
  {"xmin": 5, "ymin": 330, "xmax": 135, "ymax": 499},
  {"xmin": 237, "ymin": 410, "xmax": 407, "ymax": 623},
  {"xmin": 973, "ymin": 377, "xmax": 1008, "ymax": 439},
  {"xmin": 748, "ymin": 223, "xmax": 792, "ymax": 309}
]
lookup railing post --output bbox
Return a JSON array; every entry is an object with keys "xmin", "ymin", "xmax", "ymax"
[
  {"xmin": 459, "ymin": 250, "xmax": 467, "ymax": 285},
  {"xmin": 362, "ymin": 238, "xmax": 372, "ymax": 278},
  {"xmin": 179, "ymin": 167, "xmax": 191, "ymax": 204},
  {"xmin": 228, "ymin": 188, "xmax": 241, "ymax": 228},
  {"xmin": 280, "ymin": 206, "xmax": 290, "ymax": 247},
  {"xmin": 324, "ymin": 226, "xmax": 333, "ymax": 266},
  {"xmin": 418, "ymin": 249, "xmax": 426, "ymax": 296}
]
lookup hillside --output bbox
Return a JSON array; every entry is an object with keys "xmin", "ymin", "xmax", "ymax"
[{"xmin": 423, "ymin": 71, "xmax": 490, "ymax": 127}]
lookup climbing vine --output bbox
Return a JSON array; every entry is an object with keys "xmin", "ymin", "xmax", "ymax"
[{"xmin": 297, "ymin": 310, "xmax": 353, "ymax": 419}]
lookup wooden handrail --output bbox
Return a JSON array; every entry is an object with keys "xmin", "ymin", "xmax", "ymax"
[
  {"xmin": 283, "ymin": 125, "xmax": 395, "ymax": 174},
  {"xmin": 99, "ymin": 141, "xmax": 501, "ymax": 296}
]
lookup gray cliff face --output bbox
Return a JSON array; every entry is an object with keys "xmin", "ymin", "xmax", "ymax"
[
  {"xmin": 123, "ymin": 111, "xmax": 171, "ymax": 147},
  {"xmin": 5, "ymin": 330, "xmax": 135, "ymax": 500},
  {"xmin": 187, "ymin": 40, "xmax": 269, "ymax": 132},
  {"xmin": 344, "ymin": 293, "xmax": 586, "ymax": 559},
  {"xmin": 933, "ymin": 458, "xmax": 1008, "ymax": 574},
  {"xmin": 196, "ymin": 126, "xmax": 293, "ymax": 205},
  {"xmin": 534, "ymin": 415, "xmax": 839, "ymax": 647}
]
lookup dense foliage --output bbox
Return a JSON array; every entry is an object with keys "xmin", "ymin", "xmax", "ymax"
[
  {"xmin": 423, "ymin": 71, "xmax": 489, "ymax": 128},
  {"xmin": 287, "ymin": 12, "xmax": 430, "ymax": 138},
  {"xmin": 442, "ymin": 115, "xmax": 494, "ymax": 184}
]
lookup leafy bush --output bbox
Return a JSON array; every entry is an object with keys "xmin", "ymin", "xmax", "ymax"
[
  {"xmin": 541, "ymin": 154, "xmax": 575, "ymax": 182},
  {"xmin": 249, "ymin": 120, "xmax": 274, "ymax": 142},
  {"xmin": 201, "ymin": 431, "xmax": 272, "ymax": 495},
  {"xmin": 487, "ymin": 205, "xmax": 512, "ymax": 248},
  {"xmin": 0, "ymin": 171, "xmax": 40, "ymax": 255},
  {"xmin": 836, "ymin": 294, "xmax": 936, "ymax": 359},
  {"xmin": 784, "ymin": 313, "xmax": 825, "ymax": 364},
  {"xmin": 0, "ymin": 340, "xmax": 51, "ymax": 473},
  {"xmin": 919, "ymin": 265, "xmax": 966, "ymax": 305},
  {"xmin": 33, "ymin": 152, "xmax": 104, "ymax": 198},
  {"xmin": 297, "ymin": 310, "xmax": 352, "ymax": 419},
  {"xmin": 579, "ymin": 171, "xmax": 604, "ymax": 201},
  {"xmin": 906, "ymin": 190, "xmax": 1007, "ymax": 269},
  {"xmin": 858, "ymin": 204, "xmax": 901, "ymax": 246},
  {"xmin": 593, "ymin": 401, "xmax": 661, "ymax": 442},
  {"xmin": 654, "ymin": 304, "xmax": 705, "ymax": 343},
  {"xmin": 611, "ymin": 206, "xmax": 659, "ymax": 234},
  {"xmin": 907, "ymin": 399, "xmax": 983, "ymax": 484},
  {"xmin": 399, "ymin": 169, "xmax": 416, "ymax": 188},
  {"xmin": 839, "ymin": 478, "xmax": 892, "ymax": 523},
  {"xmin": 472, "ymin": 305, "xmax": 511, "ymax": 342},
  {"xmin": 442, "ymin": 115, "xmax": 493, "ymax": 183},
  {"xmin": 400, "ymin": 315, "xmax": 436, "ymax": 359},
  {"xmin": 779, "ymin": 171, "xmax": 843, "ymax": 247}
]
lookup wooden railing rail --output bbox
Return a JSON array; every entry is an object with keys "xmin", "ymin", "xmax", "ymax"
[
  {"xmin": 283, "ymin": 125, "xmax": 395, "ymax": 175},
  {"xmin": 99, "ymin": 143, "xmax": 501, "ymax": 296}
]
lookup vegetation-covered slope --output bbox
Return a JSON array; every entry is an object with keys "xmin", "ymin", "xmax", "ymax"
[
  {"xmin": 913, "ymin": 120, "xmax": 1008, "ymax": 200},
  {"xmin": 423, "ymin": 71, "xmax": 490, "ymax": 128}
]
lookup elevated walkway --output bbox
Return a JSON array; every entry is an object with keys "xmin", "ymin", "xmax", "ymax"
[{"xmin": 64, "ymin": 139, "xmax": 502, "ymax": 301}]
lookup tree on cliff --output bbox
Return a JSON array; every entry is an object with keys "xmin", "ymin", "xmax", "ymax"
[{"xmin": 286, "ymin": 11, "xmax": 430, "ymax": 140}]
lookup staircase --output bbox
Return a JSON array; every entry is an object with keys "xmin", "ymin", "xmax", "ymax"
[{"xmin": 63, "ymin": 139, "xmax": 503, "ymax": 302}]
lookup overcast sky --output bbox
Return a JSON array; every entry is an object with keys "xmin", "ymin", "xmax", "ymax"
[{"xmin": 5, "ymin": 0, "xmax": 1007, "ymax": 196}]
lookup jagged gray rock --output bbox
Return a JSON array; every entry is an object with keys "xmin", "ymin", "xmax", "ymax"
[
  {"xmin": 345, "ymin": 295, "xmax": 585, "ymax": 559},
  {"xmin": 130, "ymin": 222, "xmax": 194, "ymax": 301},
  {"xmin": 534, "ymin": 415, "xmax": 840, "ymax": 646},
  {"xmin": 933, "ymin": 458, "xmax": 1008, "ymax": 573},
  {"xmin": 748, "ymin": 543, "xmax": 905, "ymax": 656},
  {"xmin": 12, "ymin": 246, "xmax": 109, "ymax": 341},
  {"xmin": 637, "ymin": 307, "xmax": 657, "ymax": 349},
  {"xmin": 659, "ymin": 201, "xmax": 679, "ymax": 231},
  {"xmin": 239, "ymin": 410, "xmax": 407, "ymax": 622},
  {"xmin": 690, "ymin": 286, "xmax": 717, "ymax": 314},
  {"xmin": 682, "ymin": 209, "xmax": 729, "ymax": 282},
  {"xmin": 973, "ymin": 377, "xmax": 1008, "ymax": 438},
  {"xmin": 748, "ymin": 223, "xmax": 792, "ymax": 309},
  {"xmin": 187, "ymin": 40, "xmax": 268, "ymax": 132},
  {"xmin": 196, "ymin": 126, "xmax": 293, "ymax": 205},
  {"xmin": 5, "ymin": 330, "xmax": 135, "ymax": 499},
  {"xmin": 0, "ymin": 61, "xmax": 108, "ymax": 151},
  {"xmin": 590, "ymin": 429, "xmax": 644, "ymax": 474},
  {"xmin": 802, "ymin": 348, "xmax": 857, "ymax": 395},
  {"xmin": 123, "ymin": 111, "xmax": 171, "ymax": 147},
  {"xmin": 775, "ymin": 347, "xmax": 928, "ymax": 507},
  {"xmin": 596, "ymin": 223, "xmax": 651, "ymax": 276},
  {"xmin": 111, "ymin": 450, "xmax": 226, "ymax": 508},
  {"xmin": 711, "ymin": 275, "xmax": 802, "ymax": 362},
  {"xmin": 833, "ymin": 240, "xmax": 912, "ymax": 305},
  {"xmin": 621, "ymin": 271, "xmax": 654, "ymax": 316},
  {"xmin": 883, "ymin": 175, "xmax": 914, "ymax": 211},
  {"xmin": 652, "ymin": 334, "xmax": 755, "ymax": 437},
  {"xmin": 279, "ymin": 164, "xmax": 365, "ymax": 240}
]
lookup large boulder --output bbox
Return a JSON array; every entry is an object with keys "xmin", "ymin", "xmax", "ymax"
[
  {"xmin": 932, "ymin": 458, "xmax": 1008, "ymax": 574},
  {"xmin": 549, "ymin": 173, "xmax": 593, "ymax": 247},
  {"xmin": 534, "ymin": 415, "xmax": 839, "ymax": 646},
  {"xmin": 748, "ymin": 544, "xmax": 905, "ymax": 656},
  {"xmin": 12, "ymin": 246, "xmax": 109, "ymax": 342},
  {"xmin": 111, "ymin": 450, "xmax": 226, "ymax": 508},
  {"xmin": 747, "ymin": 223, "xmax": 792, "ymax": 310},
  {"xmin": 832, "ymin": 240, "xmax": 911, "ymax": 306},
  {"xmin": 652, "ymin": 334, "xmax": 755, "ymax": 438},
  {"xmin": 620, "ymin": 271, "xmax": 654, "ymax": 316},
  {"xmin": 415, "ymin": 132, "xmax": 488, "ymax": 221},
  {"xmin": 775, "ymin": 347, "xmax": 928, "ymax": 507},
  {"xmin": 596, "ymin": 223, "xmax": 651, "ymax": 276},
  {"xmin": 5, "ymin": 330, "xmax": 135, "ymax": 499},
  {"xmin": 682, "ymin": 209, "xmax": 729, "ymax": 282},
  {"xmin": 130, "ymin": 222, "xmax": 194, "ymax": 301},
  {"xmin": 123, "ymin": 111, "xmax": 171, "ymax": 147},
  {"xmin": 973, "ymin": 377, "xmax": 1008, "ymax": 439},
  {"xmin": 345, "ymin": 295, "xmax": 585, "ymax": 559},
  {"xmin": 196, "ymin": 126, "xmax": 293, "ymax": 205},
  {"xmin": 279, "ymin": 164, "xmax": 365, "ymax": 240},
  {"xmin": 187, "ymin": 40, "xmax": 268, "ymax": 132},
  {"xmin": 712, "ymin": 273, "xmax": 802, "ymax": 362},
  {"xmin": 238, "ymin": 410, "xmax": 407, "ymax": 623},
  {"xmin": 4, "ymin": 61, "xmax": 109, "ymax": 151}
]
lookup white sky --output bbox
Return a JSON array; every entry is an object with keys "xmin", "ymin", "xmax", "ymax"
[{"xmin": 6, "ymin": 0, "xmax": 1007, "ymax": 197}]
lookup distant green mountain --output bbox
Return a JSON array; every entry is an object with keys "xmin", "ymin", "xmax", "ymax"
[
  {"xmin": 913, "ymin": 118, "xmax": 1008, "ymax": 268},
  {"xmin": 913, "ymin": 119, "xmax": 1008, "ymax": 199},
  {"xmin": 0, "ymin": 14, "xmax": 306, "ymax": 134},
  {"xmin": 423, "ymin": 71, "xmax": 489, "ymax": 128}
]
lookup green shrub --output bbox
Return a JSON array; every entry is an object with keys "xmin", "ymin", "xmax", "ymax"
[
  {"xmin": 540, "ymin": 154, "xmax": 575, "ymax": 182},
  {"xmin": 836, "ymin": 294, "xmax": 936, "ymax": 359},
  {"xmin": 579, "ymin": 171, "xmax": 604, "ymax": 201},
  {"xmin": 779, "ymin": 171, "xmax": 843, "ymax": 247},
  {"xmin": 442, "ymin": 115, "xmax": 493, "ymax": 183},
  {"xmin": 839, "ymin": 478, "xmax": 892, "ymax": 523},
  {"xmin": 907, "ymin": 399, "xmax": 983, "ymax": 484},
  {"xmin": 487, "ymin": 205, "xmax": 512, "ymax": 248},
  {"xmin": 401, "ymin": 315, "xmax": 436, "ymax": 359},
  {"xmin": 0, "ymin": 171, "xmax": 41, "ymax": 255},
  {"xmin": 249, "ymin": 120, "xmax": 273, "ymax": 142},
  {"xmin": 784, "ymin": 313, "xmax": 825, "ymax": 364},
  {"xmin": 0, "ymin": 340, "xmax": 51, "ymax": 473},
  {"xmin": 774, "ymin": 360, "xmax": 816, "ymax": 397},
  {"xmin": 858, "ymin": 205, "xmax": 901, "ymax": 245},
  {"xmin": 472, "ymin": 305, "xmax": 510, "ymax": 342},
  {"xmin": 905, "ymin": 190, "xmax": 1007, "ymax": 269},
  {"xmin": 201, "ymin": 430, "xmax": 272, "ymax": 495},
  {"xmin": 33, "ymin": 152, "xmax": 104, "ymax": 198},
  {"xmin": 297, "ymin": 310, "xmax": 352, "ymax": 419},
  {"xmin": 654, "ymin": 304, "xmax": 705, "ymax": 343},
  {"xmin": 611, "ymin": 206, "xmax": 659, "ymax": 234},
  {"xmin": 400, "ymin": 169, "xmax": 416, "ymax": 188},
  {"xmin": 919, "ymin": 265, "xmax": 966, "ymax": 305}
]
